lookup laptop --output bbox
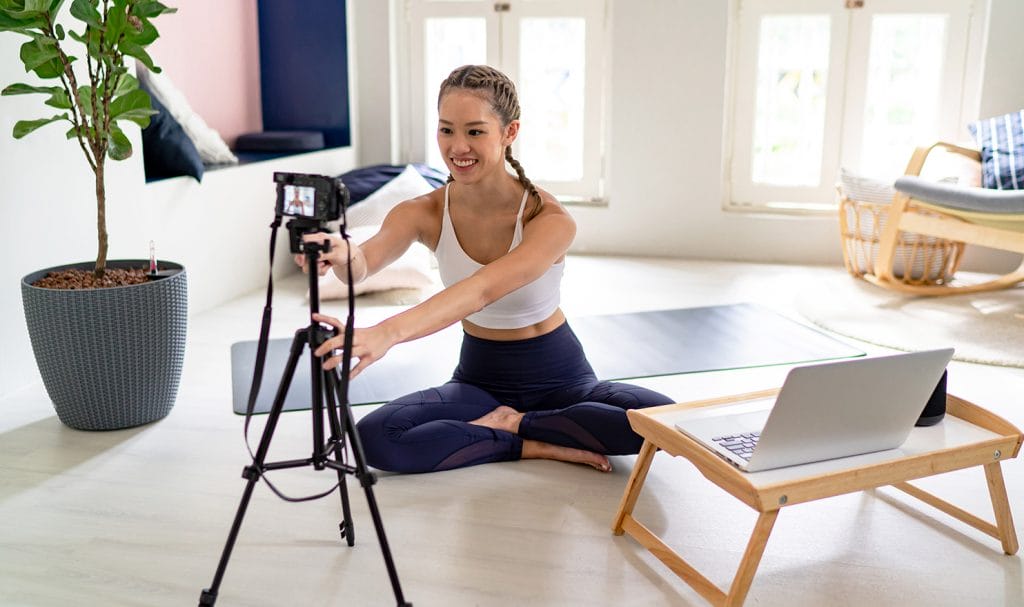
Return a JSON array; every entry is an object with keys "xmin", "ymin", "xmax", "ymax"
[{"xmin": 671, "ymin": 348, "xmax": 954, "ymax": 472}]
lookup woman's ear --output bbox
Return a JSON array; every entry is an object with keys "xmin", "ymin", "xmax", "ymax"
[{"xmin": 503, "ymin": 120, "xmax": 520, "ymax": 146}]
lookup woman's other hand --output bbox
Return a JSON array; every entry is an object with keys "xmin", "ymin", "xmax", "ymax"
[{"xmin": 312, "ymin": 312, "xmax": 397, "ymax": 379}]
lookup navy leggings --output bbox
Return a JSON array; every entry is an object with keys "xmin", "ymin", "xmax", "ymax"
[{"xmin": 356, "ymin": 322, "xmax": 674, "ymax": 473}]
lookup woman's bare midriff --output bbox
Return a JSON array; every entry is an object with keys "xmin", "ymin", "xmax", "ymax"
[{"xmin": 461, "ymin": 308, "xmax": 567, "ymax": 341}]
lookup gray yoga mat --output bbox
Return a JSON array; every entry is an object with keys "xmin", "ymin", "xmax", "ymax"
[{"xmin": 231, "ymin": 303, "xmax": 864, "ymax": 415}]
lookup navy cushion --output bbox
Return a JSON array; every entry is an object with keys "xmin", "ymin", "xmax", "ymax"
[
  {"xmin": 968, "ymin": 110, "xmax": 1024, "ymax": 191},
  {"xmin": 140, "ymin": 90, "xmax": 204, "ymax": 182},
  {"xmin": 235, "ymin": 130, "xmax": 325, "ymax": 153},
  {"xmin": 339, "ymin": 164, "xmax": 447, "ymax": 205}
]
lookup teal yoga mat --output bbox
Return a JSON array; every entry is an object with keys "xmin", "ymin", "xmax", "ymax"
[{"xmin": 231, "ymin": 303, "xmax": 864, "ymax": 415}]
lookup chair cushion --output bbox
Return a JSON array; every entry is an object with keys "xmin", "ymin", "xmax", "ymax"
[
  {"xmin": 235, "ymin": 130, "xmax": 326, "ymax": 153},
  {"xmin": 894, "ymin": 176, "xmax": 1024, "ymax": 214},
  {"xmin": 968, "ymin": 110, "xmax": 1024, "ymax": 191}
]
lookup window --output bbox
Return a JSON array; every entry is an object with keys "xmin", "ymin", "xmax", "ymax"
[
  {"xmin": 726, "ymin": 0, "xmax": 978, "ymax": 212},
  {"xmin": 401, "ymin": 0, "xmax": 608, "ymax": 201}
]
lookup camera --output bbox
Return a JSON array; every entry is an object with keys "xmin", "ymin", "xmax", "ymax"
[
  {"xmin": 274, "ymin": 172, "xmax": 349, "ymax": 254},
  {"xmin": 275, "ymin": 171, "xmax": 348, "ymax": 222}
]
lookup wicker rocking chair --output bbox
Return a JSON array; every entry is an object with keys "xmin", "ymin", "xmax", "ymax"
[{"xmin": 865, "ymin": 141, "xmax": 1024, "ymax": 296}]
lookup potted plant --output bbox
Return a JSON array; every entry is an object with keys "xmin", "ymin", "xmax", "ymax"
[{"xmin": 2, "ymin": 0, "xmax": 187, "ymax": 430}]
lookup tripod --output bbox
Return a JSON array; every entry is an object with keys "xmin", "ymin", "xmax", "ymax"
[{"xmin": 199, "ymin": 240, "xmax": 411, "ymax": 606}]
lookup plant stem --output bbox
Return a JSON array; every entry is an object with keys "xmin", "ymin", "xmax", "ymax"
[{"xmin": 95, "ymin": 157, "xmax": 107, "ymax": 277}]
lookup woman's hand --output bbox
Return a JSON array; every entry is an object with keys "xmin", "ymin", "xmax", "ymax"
[
  {"xmin": 293, "ymin": 232, "xmax": 353, "ymax": 277},
  {"xmin": 312, "ymin": 312, "xmax": 397, "ymax": 379}
]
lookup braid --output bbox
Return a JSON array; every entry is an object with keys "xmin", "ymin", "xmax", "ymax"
[
  {"xmin": 506, "ymin": 147, "xmax": 542, "ymax": 219},
  {"xmin": 439, "ymin": 64, "xmax": 542, "ymax": 217}
]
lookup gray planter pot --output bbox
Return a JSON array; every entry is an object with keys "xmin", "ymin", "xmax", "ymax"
[{"xmin": 21, "ymin": 260, "xmax": 188, "ymax": 430}]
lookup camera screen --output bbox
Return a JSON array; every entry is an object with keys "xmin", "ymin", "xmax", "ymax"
[{"xmin": 282, "ymin": 184, "xmax": 316, "ymax": 217}]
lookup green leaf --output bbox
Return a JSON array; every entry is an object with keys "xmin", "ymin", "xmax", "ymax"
[
  {"xmin": 35, "ymin": 54, "xmax": 67, "ymax": 78},
  {"xmin": 110, "ymin": 87, "xmax": 154, "ymax": 127},
  {"xmin": 118, "ymin": 40, "xmax": 156, "ymax": 71},
  {"xmin": 76, "ymin": 84, "xmax": 94, "ymax": 116},
  {"xmin": 1, "ymin": 82, "xmax": 59, "ymax": 95},
  {"xmin": 4, "ymin": 82, "xmax": 73, "ymax": 110},
  {"xmin": 19, "ymin": 36, "xmax": 58, "ymax": 71},
  {"xmin": 2, "ymin": 0, "xmax": 49, "ymax": 19},
  {"xmin": 0, "ymin": 10, "xmax": 47, "ymax": 32},
  {"xmin": 111, "ymin": 72, "xmax": 137, "ymax": 97},
  {"xmin": 44, "ymin": 87, "xmax": 70, "ymax": 108},
  {"xmin": 19, "ymin": 36, "xmax": 65, "ymax": 78},
  {"xmin": 132, "ymin": 0, "xmax": 175, "ymax": 19},
  {"xmin": 54, "ymin": 22, "xmax": 62, "ymax": 39},
  {"xmin": 106, "ymin": 123, "xmax": 132, "ymax": 160},
  {"xmin": 13, "ymin": 113, "xmax": 67, "ymax": 138},
  {"xmin": 121, "ymin": 17, "xmax": 156, "ymax": 45},
  {"xmin": 69, "ymin": 0, "xmax": 102, "ymax": 30},
  {"xmin": 104, "ymin": 1, "xmax": 124, "ymax": 42}
]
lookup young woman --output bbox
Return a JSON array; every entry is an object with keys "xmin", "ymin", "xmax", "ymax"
[{"xmin": 299, "ymin": 65, "xmax": 674, "ymax": 474}]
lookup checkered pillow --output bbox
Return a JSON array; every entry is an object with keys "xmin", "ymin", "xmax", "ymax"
[{"xmin": 968, "ymin": 110, "xmax": 1024, "ymax": 191}]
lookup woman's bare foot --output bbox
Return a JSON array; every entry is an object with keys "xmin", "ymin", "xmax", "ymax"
[
  {"xmin": 469, "ymin": 405, "xmax": 523, "ymax": 434},
  {"xmin": 521, "ymin": 439, "xmax": 612, "ymax": 472}
]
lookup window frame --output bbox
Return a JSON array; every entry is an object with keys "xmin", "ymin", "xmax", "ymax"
[
  {"xmin": 722, "ymin": 0, "xmax": 983, "ymax": 215},
  {"xmin": 397, "ymin": 0, "xmax": 610, "ymax": 204}
]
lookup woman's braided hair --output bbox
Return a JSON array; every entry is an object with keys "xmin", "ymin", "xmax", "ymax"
[{"xmin": 438, "ymin": 64, "xmax": 543, "ymax": 219}]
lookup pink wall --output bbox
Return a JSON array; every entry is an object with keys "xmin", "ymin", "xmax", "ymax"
[{"xmin": 148, "ymin": 0, "xmax": 262, "ymax": 146}]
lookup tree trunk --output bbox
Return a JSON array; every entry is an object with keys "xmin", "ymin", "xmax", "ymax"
[{"xmin": 95, "ymin": 157, "xmax": 107, "ymax": 278}]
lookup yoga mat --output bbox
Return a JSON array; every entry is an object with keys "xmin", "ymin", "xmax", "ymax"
[{"xmin": 231, "ymin": 303, "xmax": 864, "ymax": 415}]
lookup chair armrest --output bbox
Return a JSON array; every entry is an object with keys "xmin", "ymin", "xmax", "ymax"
[
  {"xmin": 903, "ymin": 141, "xmax": 982, "ymax": 177},
  {"xmin": 895, "ymin": 176, "xmax": 1024, "ymax": 214}
]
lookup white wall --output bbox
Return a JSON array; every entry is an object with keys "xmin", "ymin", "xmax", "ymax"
[
  {"xmin": 978, "ymin": 0, "xmax": 1024, "ymax": 119},
  {"xmin": 354, "ymin": 0, "xmax": 1023, "ymax": 269}
]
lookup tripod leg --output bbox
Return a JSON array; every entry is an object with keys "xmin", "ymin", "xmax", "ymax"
[
  {"xmin": 324, "ymin": 368, "xmax": 356, "ymax": 546},
  {"xmin": 326, "ymin": 371, "xmax": 413, "ymax": 607},
  {"xmin": 199, "ymin": 331, "xmax": 308, "ymax": 606}
]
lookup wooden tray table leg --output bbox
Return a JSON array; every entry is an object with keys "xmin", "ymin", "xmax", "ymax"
[
  {"xmin": 984, "ymin": 462, "xmax": 1020, "ymax": 555},
  {"xmin": 613, "ymin": 440, "xmax": 658, "ymax": 535},
  {"xmin": 723, "ymin": 510, "xmax": 779, "ymax": 607}
]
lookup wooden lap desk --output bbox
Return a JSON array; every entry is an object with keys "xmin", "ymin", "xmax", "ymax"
[{"xmin": 611, "ymin": 390, "xmax": 1022, "ymax": 607}]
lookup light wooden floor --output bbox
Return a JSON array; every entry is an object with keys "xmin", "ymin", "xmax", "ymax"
[{"xmin": 1, "ymin": 256, "xmax": 1021, "ymax": 607}]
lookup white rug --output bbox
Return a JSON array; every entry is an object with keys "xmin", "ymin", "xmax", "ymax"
[{"xmin": 796, "ymin": 273, "xmax": 1024, "ymax": 368}]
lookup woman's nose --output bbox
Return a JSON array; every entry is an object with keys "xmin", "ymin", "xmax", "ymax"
[{"xmin": 448, "ymin": 134, "xmax": 470, "ymax": 154}]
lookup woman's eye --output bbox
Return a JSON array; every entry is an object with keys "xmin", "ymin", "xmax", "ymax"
[
  {"xmin": 439, "ymin": 127, "xmax": 452, "ymax": 135},
  {"xmin": 468, "ymin": 129, "xmax": 483, "ymax": 136}
]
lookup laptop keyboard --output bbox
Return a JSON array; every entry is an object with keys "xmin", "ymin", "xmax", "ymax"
[{"xmin": 712, "ymin": 432, "xmax": 761, "ymax": 461}]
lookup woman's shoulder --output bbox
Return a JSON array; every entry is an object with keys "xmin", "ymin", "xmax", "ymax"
[
  {"xmin": 388, "ymin": 185, "xmax": 445, "ymax": 220},
  {"xmin": 379, "ymin": 185, "xmax": 446, "ymax": 248},
  {"xmin": 530, "ymin": 186, "xmax": 573, "ymax": 222}
]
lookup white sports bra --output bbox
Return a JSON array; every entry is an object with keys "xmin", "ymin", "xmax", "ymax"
[{"xmin": 435, "ymin": 184, "xmax": 564, "ymax": 329}]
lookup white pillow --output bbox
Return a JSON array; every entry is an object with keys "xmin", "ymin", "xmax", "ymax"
[
  {"xmin": 838, "ymin": 167, "xmax": 895, "ymax": 204},
  {"xmin": 919, "ymin": 146, "xmax": 983, "ymax": 187},
  {"xmin": 138, "ymin": 67, "xmax": 239, "ymax": 166},
  {"xmin": 317, "ymin": 225, "xmax": 436, "ymax": 301},
  {"xmin": 345, "ymin": 164, "xmax": 436, "ymax": 228}
]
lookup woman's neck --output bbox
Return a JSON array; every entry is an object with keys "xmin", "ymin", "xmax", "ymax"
[{"xmin": 453, "ymin": 173, "xmax": 524, "ymax": 212}]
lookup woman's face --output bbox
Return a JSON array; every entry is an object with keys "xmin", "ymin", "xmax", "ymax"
[{"xmin": 437, "ymin": 89, "xmax": 518, "ymax": 185}]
